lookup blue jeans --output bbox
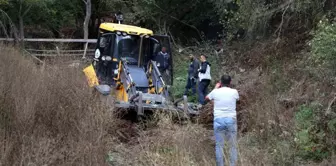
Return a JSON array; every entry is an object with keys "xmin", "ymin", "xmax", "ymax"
[
  {"xmin": 198, "ymin": 79, "xmax": 210, "ymax": 105},
  {"xmin": 214, "ymin": 117, "xmax": 238, "ymax": 166},
  {"xmin": 184, "ymin": 77, "xmax": 196, "ymax": 95}
]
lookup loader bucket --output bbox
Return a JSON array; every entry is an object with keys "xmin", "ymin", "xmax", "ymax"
[{"xmin": 83, "ymin": 64, "xmax": 99, "ymax": 87}]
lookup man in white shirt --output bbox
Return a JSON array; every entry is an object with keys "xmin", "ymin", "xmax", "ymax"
[{"xmin": 206, "ymin": 75, "xmax": 239, "ymax": 166}]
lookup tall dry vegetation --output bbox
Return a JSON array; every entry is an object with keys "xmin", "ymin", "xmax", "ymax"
[
  {"xmin": 0, "ymin": 41, "xmax": 334, "ymax": 166},
  {"xmin": 0, "ymin": 45, "xmax": 117, "ymax": 165}
]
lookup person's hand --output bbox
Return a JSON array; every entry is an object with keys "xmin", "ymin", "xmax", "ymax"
[
  {"xmin": 215, "ymin": 82, "xmax": 221, "ymax": 89},
  {"xmin": 191, "ymin": 77, "xmax": 196, "ymax": 83}
]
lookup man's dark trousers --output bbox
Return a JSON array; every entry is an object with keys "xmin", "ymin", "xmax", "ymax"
[
  {"xmin": 198, "ymin": 79, "xmax": 210, "ymax": 105},
  {"xmin": 184, "ymin": 77, "xmax": 196, "ymax": 95}
]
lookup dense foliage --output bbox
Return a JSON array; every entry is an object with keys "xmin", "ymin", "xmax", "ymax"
[
  {"xmin": 311, "ymin": 17, "xmax": 336, "ymax": 75},
  {"xmin": 0, "ymin": 0, "xmax": 334, "ymax": 42}
]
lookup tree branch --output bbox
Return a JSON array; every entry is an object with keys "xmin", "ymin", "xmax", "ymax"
[
  {"xmin": 274, "ymin": 1, "xmax": 291, "ymax": 41},
  {"xmin": 149, "ymin": 1, "xmax": 202, "ymax": 39},
  {"xmin": 255, "ymin": 0, "xmax": 294, "ymax": 19},
  {"xmin": 22, "ymin": 4, "xmax": 33, "ymax": 17},
  {"xmin": 326, "ymin": 94, "xmax": 336, "ymax": 115},
  {"xmin": 0, "ymin": 9, "xmax": 19, "ymax": 39},
  {"xmin": 0, "ymin": 20, "xmax": 9, "ymax": 38},
  {"xmin": 19, "ymin": 0, "xmax": 23, "ymax": 16}
]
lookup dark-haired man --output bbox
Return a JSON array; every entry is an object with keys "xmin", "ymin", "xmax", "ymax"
[
  {"xmin": 155, "ymin": 46, "xmax": 171, "ymax": 84},
  {"xmin": 155, "ymin": 47, "xmax": 170, "ymax": 72},
  {"xmin": 206, "ymin": 75, "xmax": 239, "ymax": 166},
  {"xmin": 184, "ymin": 54, "xmax": 199, "ymax": 95},
  {"xmin": 197, "ymin": 55, "xmax": 211, "ymax": 105}
]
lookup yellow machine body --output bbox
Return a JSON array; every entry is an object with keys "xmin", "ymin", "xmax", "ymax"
[
  {"xmin": 99, "ymin": 23, "xmax": 153, "ymax": 36},
  {"xmin": 83, "ymin": 64, "xmax": 99, "ymax": 87},
  {"xmin": 82, "ymin": 19, "xmax": 176, "ymax": 114}
]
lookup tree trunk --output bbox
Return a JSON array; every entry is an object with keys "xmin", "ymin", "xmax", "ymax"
[
  {"xmin": 19, "ymin": 16, "xmax": 24, "ymax": 39},
  {"xmin": 83, "ymin": 0, "xmax": 92, "ymax": 39},
  {"xmin": 89, "ymin": 14, "xmax": 97, "ymax": 38}
]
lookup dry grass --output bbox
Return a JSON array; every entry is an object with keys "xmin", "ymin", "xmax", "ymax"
[
  {"xmin": 0, "ymin": 44, "xmax": 334, "ymax": 166},
  {"xmin": 109, "ymin": 113, "xmax": 215, "ymax": 166},
  {"xmin": 0, "ymin": 45, "xmax": 118, "ymax": 166}
]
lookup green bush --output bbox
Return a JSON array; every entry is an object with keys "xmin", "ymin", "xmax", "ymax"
[
  {"xmin": 311, "ymin": 17, "xmax": 336, "ymax": 75},
  {"xmin": 295, "ymin": 103, "xmax": 336, "ymax": 161},
  {"xmin": 171, "ymin": 51, "xmax": 189, "ymax": 100}
]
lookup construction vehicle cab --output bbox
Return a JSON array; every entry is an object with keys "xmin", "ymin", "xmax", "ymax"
[
  {"xmin": 93, "ymin": 23, "xmax": 172, "ymax": 86},
  {"xmin": 83, "ymin": 21, "xmax": 187, "ymax": 116}
]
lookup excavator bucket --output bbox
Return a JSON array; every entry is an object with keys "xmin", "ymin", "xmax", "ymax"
[{"xmin": 83, "ymin": 64, "xmax": 99, "ymax": 87}]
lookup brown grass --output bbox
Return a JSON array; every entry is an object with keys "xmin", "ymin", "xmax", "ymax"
[
  {"xmin": 118, "ymin": 115, "xmax": 215, "ymax": 166},
  {"xmin": 0, "ymin": 44, "xmax": 334, "ymax": 166},
  {"xmin": 0, "ymin": 45, "xmax": 117, "ymax": 166}
]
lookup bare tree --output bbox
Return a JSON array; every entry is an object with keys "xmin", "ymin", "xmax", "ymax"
[
  {"xmin": 18, "ymin": 0, "xmax": 33, "ymax": 39},
  {"xmin": 83, "ymin": 0, "xmax": 91, "ymax": 39},
  {"xmin": 0, "ymin": 9, "xmax": 19, "ymax": 40},
  {"xmin": 82, "ymin": 0, "xmax": 91, "ymax": 58}
]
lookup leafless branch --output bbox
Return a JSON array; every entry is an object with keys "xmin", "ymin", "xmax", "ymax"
[
  {"xmin": 22, "ymin": 3, "xmax": 33, "ymax": 17},
  {"xmin": 19, "ymin": 0, "xmax": 23, "ymax": 15},
  {"xmin": 274, "ymin": 1, "xmax": 292, "ymax": 42},
  {"xmin": 0, "ymin": 9, "xmax": 19, "ymax": 39},
  {"xmin": 255, "ymin": 0, "xmax": 294, "ymax": 19},
  {"xmin": 149, "ymin": 1, "xmax": 203, "ymax": 39},
  {"xmin": 0, "ymin": 20, "xmax": 9, "ymax": 38},
  {"xmin": 326, "ymin": 94, "xmax": 336, "ymax": 115},
  {"xmin": 168, "ymin": 30, "xmax": 178, "ymax": 48},
  {"xmin": 322, "ymin": 0, "xmax": 328, "ymax": 8}
]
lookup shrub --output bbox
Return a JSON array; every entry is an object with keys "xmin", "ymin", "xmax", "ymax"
[
  {"xmin": 295, "ymin": 103, "xmax": 336, "ymax": 161},
  {"xmin": 311, "ymin": 17, "xmax": 336, "ymax": 75}
]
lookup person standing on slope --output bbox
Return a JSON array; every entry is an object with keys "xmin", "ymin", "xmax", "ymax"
[
  {"xmin": 206, "ymin": 75, "xmax": 240, "ymax": 166},
  {"xmin": 155, "ymin": 46, "xmax": 170, "ymax": 72},
  {"xmin": 198, "ymin": 55, "xmax": 211, "ymax": 105},
  {"xmin": 155, "ymin": 46, "xmax": 171, "ymax": 84},
  {"xmin": 184, "ymin": 54, "xmax": 200, "ymax": 96}
]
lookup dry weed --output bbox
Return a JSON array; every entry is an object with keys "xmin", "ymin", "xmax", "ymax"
[
  {"xmin": 110, "ymin": 113, "xmax": 215, "ymax": 166},
  {"xmin": 0, "ymin": 45, "xmax": 118, "ymax": 166}
]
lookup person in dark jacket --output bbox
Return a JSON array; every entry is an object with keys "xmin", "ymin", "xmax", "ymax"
[
  {"xmin": 155, "ymin": 46, "xmax": 171, "ymax": 84},
  {"xmin": 184, "ymin": 54, "xmax": 200, "ymax": 95},
  {"xmin": 198, "ymin": 55, "xmax": 211, "ymax": 105},
  {"xmin": 155, "ymin": 47, "xmax": 170, "ymax": 72}
]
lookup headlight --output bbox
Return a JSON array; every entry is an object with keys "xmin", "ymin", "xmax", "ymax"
[
  {"xmin": 106, "ymin": 56, "xmax": 112, "ymax": 61},
  {"xmin": 95, "ymin": 49, "xmax": 100, "ymax": 58},
  {"xmin": 122, "ymin": 32, "xmax": 127, "ymax": 36},
  {"xmin": 116, "ymin": 31, "xmax": 121, "ymax": 35},
  {"xmin": 102, "ymin": 56, "xmax": 106, "ymax": 61}
]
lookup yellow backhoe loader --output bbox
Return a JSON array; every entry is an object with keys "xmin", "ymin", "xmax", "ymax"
[{"xmin": 83, "ymin": 13, "xmax": 199, "ymax": 117}]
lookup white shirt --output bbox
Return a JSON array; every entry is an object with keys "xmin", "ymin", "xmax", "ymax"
[
  {"xmin": 207, "ymin": 87, "xmax": 239, "ymax": 119},
  {"xmin": 198, "ymin": 63, "xmax": 211, "ymax": 81}
]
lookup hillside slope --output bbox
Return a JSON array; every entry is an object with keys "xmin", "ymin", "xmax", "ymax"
[{"xmin": 0, "ymin": 32, "xmax": 335, "ymax": 166}]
